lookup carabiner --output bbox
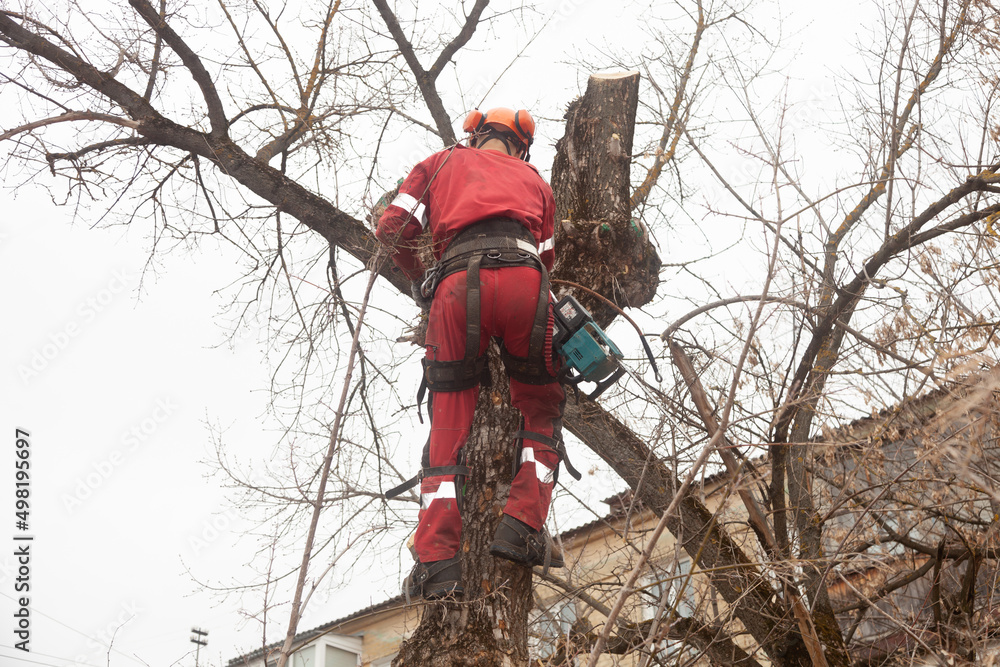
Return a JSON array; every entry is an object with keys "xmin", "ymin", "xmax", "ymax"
[{"xmin": 420, "ymin": 267, "xmax": 440, "ymax": 299}]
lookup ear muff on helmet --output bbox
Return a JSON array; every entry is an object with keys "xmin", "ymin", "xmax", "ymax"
[
  {"xmin": 462, "ymin": 109, "xmax": 487, "ymax": 135},
  {"xmin": 512, "ymin": 110, "xmax": 535, "ymax": 147}
]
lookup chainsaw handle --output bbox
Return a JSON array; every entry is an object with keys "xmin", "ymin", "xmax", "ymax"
[{"xmin": 586, "ymin": 367, "xmax": 626, "ymax": 400}]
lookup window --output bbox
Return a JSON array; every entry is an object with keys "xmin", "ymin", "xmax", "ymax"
[
  {"xmin": 641, "ymin": 558, "xmax": 693, "ymax": 621},
  {"xmin": 325, "ymin": 645, "xmax": 358, "ymax": 667},
  {"xmin": 291, "ymin": 646, "xmax": 315, "ymax": 667},
  {"xmin": 529, "ymin": 599, "xmax": 578, "ymax": 659},
  {"xmin": 638, "ymin": 558, "xmax": 697, "ymax": 661},
  {"xmin": 254, "ymin": 635, "xmax": 360, "ymax": 667}
]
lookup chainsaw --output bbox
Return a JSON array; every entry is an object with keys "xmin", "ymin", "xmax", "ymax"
[
  {"xmin": 552, "ymin": 295, "xmax": 626, "ymax": 399},
  {"xmin": 552, "ymin": 293, "xmax": 662, "ymax": 400}
]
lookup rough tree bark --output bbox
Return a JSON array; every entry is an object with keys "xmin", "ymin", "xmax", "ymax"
[{"xmin": 550, "ymin": 71, "xmax": 661, "ymax": 325}]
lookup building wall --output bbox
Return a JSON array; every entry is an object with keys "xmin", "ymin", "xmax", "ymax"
[{"xmin": 336, "ymin": 603, "xmax": 417, "ymax": 667}]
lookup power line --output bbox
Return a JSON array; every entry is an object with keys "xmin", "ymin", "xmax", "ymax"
[
  {"xmin": 0, "ymin": 647, "xmax": 102, "ymax": 667},
  {"xmin": 0, "ymin": 643, "xmax": 118, "ymax": 667},
  {"xmin": 0, "ymin": 591, "xmax": 147, "ymax": 665}
]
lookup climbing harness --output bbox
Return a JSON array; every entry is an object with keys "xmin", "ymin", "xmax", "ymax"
[
  {"xmin": 386, "ymin": 218, "xmax": 573, "ymax": 502},
  {"xmin": 414, "ymin": 218, "xmax": 556, "ymax": 420}
]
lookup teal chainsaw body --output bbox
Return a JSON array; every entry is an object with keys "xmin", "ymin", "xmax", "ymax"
[{"xmin": 552, "ymin": 295, "xmax": 625, "ymax": 398}]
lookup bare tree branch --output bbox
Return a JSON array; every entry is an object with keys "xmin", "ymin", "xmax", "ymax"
[
  {"xmin": 371, "ymin": 0, "xmax": 490, "ymax": 143},
  {"xmin": 127, "ymin": 0, "xmax": 230, "ymax": 136},
  {"xmin": 0, "ymin": 110, "xmax": 138, "ymax": 141}
]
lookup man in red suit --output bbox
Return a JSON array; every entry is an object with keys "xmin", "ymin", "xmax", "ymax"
[{"xmin": 378, "ymin": 108, "xmax": 575, "ymax": 599}]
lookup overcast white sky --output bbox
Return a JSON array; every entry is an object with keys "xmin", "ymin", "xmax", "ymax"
[{"xmin": 0, "ymin": 1, "xmax": 870, "ymax": 665}]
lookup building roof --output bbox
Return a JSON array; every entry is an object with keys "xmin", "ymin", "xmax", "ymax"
[{"xmin": 227, "ymin": 595, "xmax": 406, "ymax": 666}]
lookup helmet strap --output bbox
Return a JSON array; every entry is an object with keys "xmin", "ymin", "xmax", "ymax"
[{"xmin": 474, "ymin": 129, "xmax": 527, "ymax": 160}]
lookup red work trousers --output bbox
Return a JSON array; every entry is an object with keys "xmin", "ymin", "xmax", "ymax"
[{"xmin": 415, "ymin": 266, "xmax": 565, "ymax": 563}]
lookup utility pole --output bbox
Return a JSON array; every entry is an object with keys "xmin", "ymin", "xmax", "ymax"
[{"xmin": 190, "ymin": 627, "xmax": 208, "ymax": 667}]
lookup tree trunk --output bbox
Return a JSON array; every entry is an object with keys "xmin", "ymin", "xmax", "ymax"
[
  {"xmin": 550, "ymin": 71, "xmax": 661, "ymax": 326},
  {"xmin": 394, "ymin": 351, "xmax": 533, "ymax": 667}
]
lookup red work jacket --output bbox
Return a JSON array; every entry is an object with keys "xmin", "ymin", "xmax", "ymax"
[{"xmin": 375, "ymin": 145, "xmax": 556, "ymax": 281}]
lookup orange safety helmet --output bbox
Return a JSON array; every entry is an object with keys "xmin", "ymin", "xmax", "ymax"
[{"xmin": 462, "ymin": 107, "xmax": 535, "ymax": 149}]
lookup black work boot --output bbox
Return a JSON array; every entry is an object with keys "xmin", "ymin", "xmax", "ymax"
[
  {"xmin": 489, "ymin": 515, "xmax": 565, "ymax": 569},
  {"xmin": 404, "ymin": 555, "xmax": 463, "ymax": 600}
]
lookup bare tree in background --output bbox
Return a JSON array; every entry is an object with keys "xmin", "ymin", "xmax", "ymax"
[
  {"xmin": 590, "ymin": 0, "xmax": 1000, "ymax": 664},
  {"xmin": 4, "ymin": 0, "xmax": 1000, "ymax": 666}
]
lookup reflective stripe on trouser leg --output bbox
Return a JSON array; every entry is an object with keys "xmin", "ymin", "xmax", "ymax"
[
  {"xmin": 505, "ymin": 430, "xmax": 559, "ymax": 530},
  {"xmin": 421, "ymin": 480, "xmax": 458, "ymax": 509},
  {"xmin": 506, "ymin": 379, "xmax": 564, "ymax": 530},
  {"xmin": 416, "ymin": 471, "xmax": 464, "ymax": 562},
  {"xmin": 518, "ymin": 446, "xmax": 555, "ymax": 484},
  {"xmin": 414, "ymin": 382, "xmax": 478, "ymax": 562}
]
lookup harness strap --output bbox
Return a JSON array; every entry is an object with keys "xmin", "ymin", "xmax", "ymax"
[
  {"xmin": 465, "ymin": 253, "xmax": 484, "ymax": 365},
  {"xmin": 446, "ymin": 219, "xmax": 536, "ymax": 253},
  {"xmin": 514, "ymin": 429, "xmax": 582, "ymax": 481},
  {"xmin": 384, "ymin": 475, "xmax": 419, "ymax": 500},
  {"xmin": 416, "ymin": 356, "xmax": 490, "ymax": 423},
  {"xmin": 420, "ymin": 357, "xmax": 487, "ymax": 391},
  {"xmin": 443, "ymin": 237, "xmax": 539, "ymax": 264},
  {"xmin": 431, "ymin": 220, "xmax": 539, "ymax": 288},
  {"xmin": 384, "ymin": 465, "xmax": 472, "ymax": 500},
  {"xmin": 528, "ymin": 268, "xmax": 550, "ymax": 363},
  {"xmin": 426, "ymin": 465, "xmax": 472, "ymax": 477}
]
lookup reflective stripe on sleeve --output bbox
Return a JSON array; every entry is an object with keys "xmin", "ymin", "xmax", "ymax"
[
  {"xmin": 539, "ymin": 236, "xmax": 554, "ymax": 253},
  {"xmin": 519, "ymin": 447, "xmax": 555, "ymax": 485},
  {"xmin": 421, "ymin": 481, "xmax": 457, "ymax": 509},
  {"xmin": 389, "ymin": 192, "xmax": 428, "ymax": 229}
]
